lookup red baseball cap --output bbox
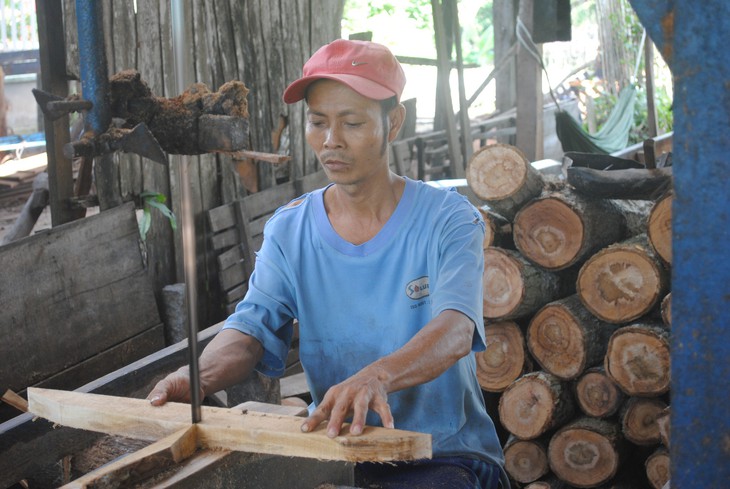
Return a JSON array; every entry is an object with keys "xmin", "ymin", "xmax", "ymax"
[{"xmin": 283, "ymin": 39, "xmax": 406, "ymax": 104}]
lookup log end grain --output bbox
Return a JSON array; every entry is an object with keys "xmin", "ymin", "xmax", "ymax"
[
  {"xmin": 575, "ymin": 369, "xmax": 625, "ymax": 418},
  {"xmin": 647, "ymin": 193, "xmax": 672, "ymax": 265},
  {"xmin": 528, "ymin": 303, "xmax": 587, "ymax": 380},
  {"xmin": 577, "ymin": 242, "xmax": 665, "ymax": 324},
  {"xmin": 476, "ymin": 321, "xmax": 528, "ymax": 392},
  {"xmin": 605, "ymin": 324, "xmax": 671, "ymax": 396},
  {"xmin": 645, "ymin": 447, "xmax": 670, "ymax": 489},
  {"xmin": 548, "ymin": 418, "xmax": 624, "ymax": 488},
  {"xmin": 620, "ymin": 397, "xmax": 667, "ymax": 446},
  {"xmin": 504, "ymin": 438, "xmax": 550, "ymax": 483},
  {"xmin": 466, "ymin": 144, "xmax": 530, "ymax": 201},
  {"xmin": 514, "ymin": 197, "xmax": 584, "ymax": 270},
  {"xmin": 483, "ymin": 248, "xmax": 525, "ymax": 319},
  {"xmin": 499, "ymin": 372, "xmax": 574, "ymax": 440}
]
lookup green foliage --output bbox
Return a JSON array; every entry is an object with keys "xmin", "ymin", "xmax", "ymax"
[{"xmin": 138, "ymin": 192, "xmax": 177, "ymax": 242}]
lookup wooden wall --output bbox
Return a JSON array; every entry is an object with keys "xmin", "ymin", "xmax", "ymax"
[{"xmin": 59, "ymin": 0, "xmax": 343, "ymax": 330}]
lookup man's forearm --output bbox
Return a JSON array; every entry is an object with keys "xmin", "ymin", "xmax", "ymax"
[
  {"xmin": 371, "ymin": 309, "xmax": 474, "ymax": 394},
  {"xmin": 195, "ymin": 328, "xmax": 265, "ymax": 396}
]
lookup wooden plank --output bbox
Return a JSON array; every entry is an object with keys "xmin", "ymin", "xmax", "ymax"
[
  {"xmin": 61, "ymin": 426, "xmax": 198, "ymax": 489},
  {"xmin": 207, "ymin": 203, "xmax": 236, "ymax": 233},
  {"xmin": 217, "ymin": 244, "xmax": 245, "ymax": 270},
  {"xmin": 0, "ymin": 202, "xmax": 163, "ymax": 395},
  {"xmin": 210, "ymin": 228, "xmax": 239, "ymax": 251},
  {"xmin": 219, "ymin": 261, "xmax": 247, "ymax": 291},
  {"xmin": 224, "ymin": 283, "xmax": 247, "ymax": 304},
  {"xmin": 281, "ymin": 372, "xmax": 310, "ymax": 399},
  {"xmin": 28, "ymin": 388, "xmax": 432, "ymax": 462}
]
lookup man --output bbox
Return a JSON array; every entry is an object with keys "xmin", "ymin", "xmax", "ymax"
[{"xmin": 148, "ymin": 39, "xmax": 508, "ymax": 489}]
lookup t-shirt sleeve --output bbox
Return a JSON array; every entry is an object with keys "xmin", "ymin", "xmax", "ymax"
[
  {"xmin": 430, "ymin": 191, "xmax": 487, "ymax": 352},
  {"xmin": 222, "ymin": 238, "xmax": 297, "ymax": 378}
]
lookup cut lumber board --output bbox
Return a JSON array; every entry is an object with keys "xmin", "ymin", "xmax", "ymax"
[{"xmin": 27, "ymin": 388, "xmax": 431, "ymax": 463}]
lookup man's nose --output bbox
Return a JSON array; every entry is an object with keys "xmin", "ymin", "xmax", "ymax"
[{"xmin": 323, "ymin": 126, "xmax": 343, "ymax": 148}]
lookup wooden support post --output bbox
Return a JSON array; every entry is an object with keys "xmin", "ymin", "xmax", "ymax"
[
  {"xmin": 431, "ymin": 0, "xmax": 465, "ymax": 178},
  {"xmin": 36, "ymin": 0, "xmax": 75, "ymax": 226},
  {"xmin": 515, "ymin": 0, "xmax": 543, "ymax": 161}
]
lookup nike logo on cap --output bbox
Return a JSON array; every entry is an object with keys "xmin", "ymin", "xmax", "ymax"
[{"xmin": 351, "ymin": 60, "xmax": 368, "ymax": 66}]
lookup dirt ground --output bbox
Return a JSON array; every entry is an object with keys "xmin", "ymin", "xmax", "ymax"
[{"xmin": 0, "ymin": 191, "xmax": 53, "ymax": 243}]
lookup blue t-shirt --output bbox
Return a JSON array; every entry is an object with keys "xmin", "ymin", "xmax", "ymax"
[{"xmin": 223, "ymin": 177, "xmax": 506, "ymax": 475}]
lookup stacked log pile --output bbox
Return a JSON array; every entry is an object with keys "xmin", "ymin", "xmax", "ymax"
[{"xmin": 467, "ymin": 144, "xmax": 672, "ymax": 489}]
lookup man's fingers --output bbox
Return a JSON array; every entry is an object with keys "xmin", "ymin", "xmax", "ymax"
[
  {"xmin": 301, "ymin": 404, "xmax": 328, "ymax": 433},
  {"xmin": 372, "ymin": 397, "xmax": 394, "ymax": 429},
  {"xmin": 147, "ymin": 380, "xmax": 171, "ymax": 406}
]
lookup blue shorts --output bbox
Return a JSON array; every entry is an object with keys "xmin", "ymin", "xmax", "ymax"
[{"xmin": 354, "ymin": 456, "xmax": 501, "ymax": 489}]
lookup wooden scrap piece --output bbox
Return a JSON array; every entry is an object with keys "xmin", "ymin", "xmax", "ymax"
[
  {"xmin": 27, "ymin": 388, "xmax": 431, "ymax": 463},
  {"xmin": 61, "ymin": 426, "xmax": 198, "ymax": 489}
]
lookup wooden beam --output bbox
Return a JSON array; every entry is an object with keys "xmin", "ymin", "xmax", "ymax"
[
  {"xmin": 61, "ymin": 426, "xmax": 199, "ymax": 489},
  {"xmin": 28, "ymin": 388, "xmax": 432, "ymax": 463},
  {"xmin": 515, "ymin": 0, "xmax": 543, "ymax": 160},
  {"xmin": 36, "ymin": 0, "xmax": 75, "ymax": 225}
]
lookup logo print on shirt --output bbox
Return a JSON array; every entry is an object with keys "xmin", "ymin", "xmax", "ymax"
[{"xmin": 406, "ymin": 276, "xmax": 430, "ymax": 300}]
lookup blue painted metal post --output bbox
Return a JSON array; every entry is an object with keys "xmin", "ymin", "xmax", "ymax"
[
  {"xmin": 75, "ymin": 0, "xmax": 110, "ymax": 135},
  {"xmin": 629, "ymin": 1, "xmax": 730, "ymax": 487}
]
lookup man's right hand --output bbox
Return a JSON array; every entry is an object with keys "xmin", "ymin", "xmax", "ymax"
[{"xmin": 147, "ymin": 367, "xmax": 201, "ymax": 406}]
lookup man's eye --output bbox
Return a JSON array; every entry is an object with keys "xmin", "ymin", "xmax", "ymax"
[
  {"xmin": 345, "ymin": 122, "xmax": 364, "ymax": 127},
  {"xmin": 308, "ymin": 120, "xmax": 325, "ymax": 127}
]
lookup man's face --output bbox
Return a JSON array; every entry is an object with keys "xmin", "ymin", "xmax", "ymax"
[{"xmin": 305, "ymin": 80, "xmax": 392, "ymax": 186}]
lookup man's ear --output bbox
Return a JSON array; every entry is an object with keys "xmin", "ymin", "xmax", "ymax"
[{"xmin": 387, "ymin": 103, "xmax": 407, "ymax": 143}]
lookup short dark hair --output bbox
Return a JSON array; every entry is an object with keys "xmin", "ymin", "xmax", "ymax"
[{"xmin": 380, "ymin": 96, "xmax": 398, "ymax": 155}]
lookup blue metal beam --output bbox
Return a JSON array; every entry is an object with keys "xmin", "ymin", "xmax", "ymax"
[
  {"xmin": 629, "ymin": 1, "xmax": 730, "ymax": 487},
  {"xmin": 75, "ymin": 0, "xmax": 110, "ymax": 135}
]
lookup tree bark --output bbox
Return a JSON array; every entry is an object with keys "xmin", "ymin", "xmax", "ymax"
[
  {"xmin": 548, "ymin": 417, "xmax": 628, "ymax": 488},
  {"xmin": 479, "ymin": 206, "xmax": 514, "ymax": 250},
  {"xmin": 483, "ymin": 247, "xmax": 562, "ymax": 320},
  {"xmin": 514, "ymin": 189, "xmax": 625, "ymax": 271},
  {"xmin": 499, "ymin": 371, "xmax": 576, "ymax": 440},
  {"xmin": 574, "ymin": 367, "xmax": 626, "ymax": 419},
  {"xmin": 503, "ymin": 434, "xmax": 550, "ymax": 484},
  {"xmin": 656, "ymin": 406, "xmax": 670, "ymax": 448},
  {"xmin": 645, "ymin": 447, "xmax": 670, "ymax": 489},
  {"xmin": 577, "ymin": 234, "xmax": 670, "ymax": 324},
  {"xmin": 605, "ymin": 323, "xmax": 671, "ymax": 396},
  {"xmin": 647, "ymin": 192, "xmax": 672, "ymax": 265},
  {"xmin": 466, "ymin": 144, "xmax": 544, "ymax": 220},
  {"xmin": 524, "ymin": 474, "xmax": 574, "ymax": 489},
  {"xmin": 660, "ymin": 292, "xmax": 671, "ymax": 327},
  {"xmin": 476, "ymin": 321, "xmax": 532, "ymax": 392},
  {"xmin": 528, "ymin": 295, "xmax": 619, "ymax": 380},
  {"xmin": 620, "ymin": 397, "xmax": 668, "ymax": 446}
]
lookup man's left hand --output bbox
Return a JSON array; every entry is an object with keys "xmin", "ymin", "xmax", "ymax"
[{"xmin": 300, "ymin": 366, "xmax": 394, "ymax": 438}]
